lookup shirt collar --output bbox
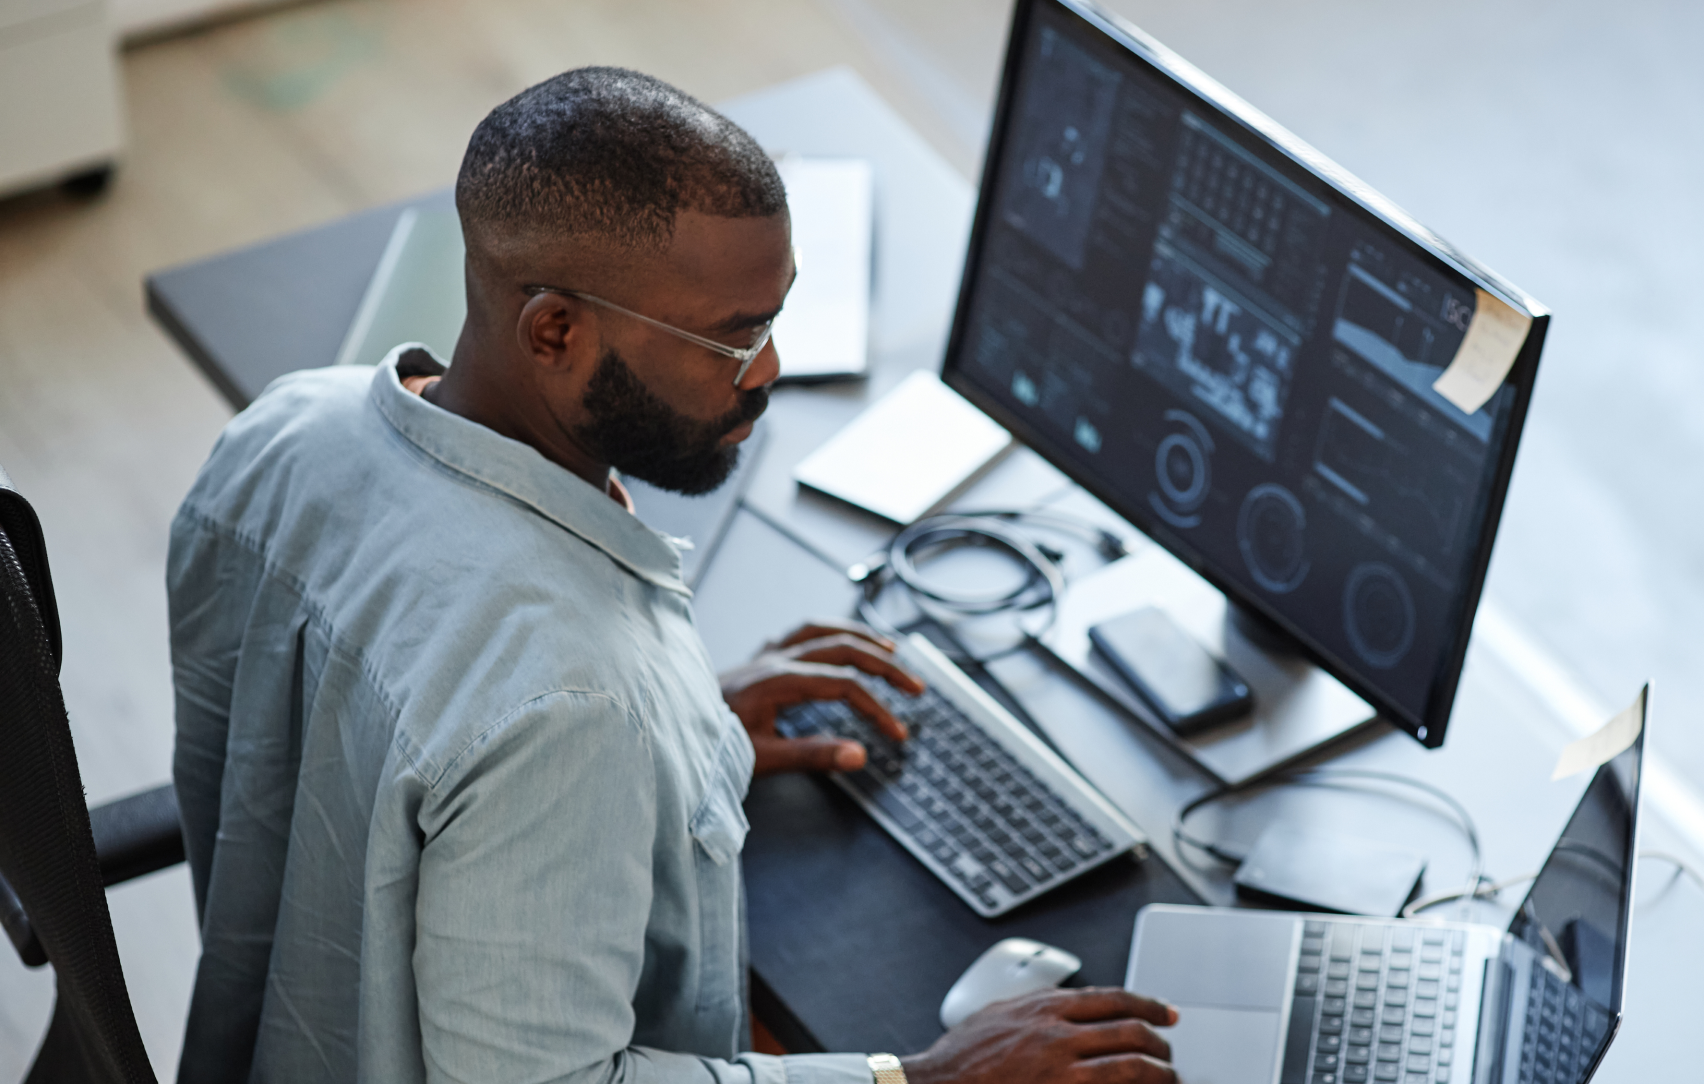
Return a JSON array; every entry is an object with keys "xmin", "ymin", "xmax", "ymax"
[{"xmin": 369, "ymin": 345, "xmax": 689, "ymax": 595}]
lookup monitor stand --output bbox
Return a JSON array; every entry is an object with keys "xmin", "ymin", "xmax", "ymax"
[{"xmin": 1037, "ymin": 543, "xmax": 1380, "ymax": 788}]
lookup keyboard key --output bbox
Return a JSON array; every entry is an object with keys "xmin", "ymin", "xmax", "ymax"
[
  {"xmin": 1378, "ymin": 1025, "xmax": 1403, "ymax": 1044},
  {"xmin": 1331, "ymin": 927, "xmax": 1357, "ymax": 960},
  {"xmin": 1349, "ymin": 1027, "xmax": 1374, "ymax": 1045},
  {"xmin": 1410, "ymin": 1037, "xmax": 1433, "ymax": 1055},
  {"xmin": 1318, "ymin": 1034, "xmax": 1343, "ymax": 1053},
  {"xmin": 1381, "ymin": 1007, "xmax": 1406, "ymax": 1025},
  {"xmin": 1329, "ymin": 960, "xmax": 1353, "ymax": 979},
  {"xmin": 1321, "ymin": 1016, "xmax": 1345, "ymax": 1035},
  {"xmin": 1352, "ymin": 1009, "xmax": 1376, "ymax": 1027},
  {"xmin": 985, "ymin": 859, "xmax": 1028, "ymax": 894},
  {"xmin": 1374, "ymin": 1064, "xmax": 1400, "ymax": 1082},
  {"xmin": 1324, "ymin": 998, "xmax": 1348, "ymax": 1015},
  {"xmin": 1326, "ymin": 980, "xmax": 1350, "ymax": 997},
  {"xmin": 1300, "ymin": 953, "xmax": 1324, "ymax": 974},
  {"xmin": 1354, "ymin": 992, "xmax": 1378, "ymax": 1009},
  {"xmin": 1317, "ymin": 1053, "xmax": 1340, "ymax": 1071},
  {"xmin": 1346, "ymin": 1047, "xmax": 1371, "ymax": 1065},
  {"xmin": 1297, "ymin": 974, "xmax": 1322, "ymax": 995},
  {"xmin": 1377, "ymin": 1044, "xmax": 1402, "ymax": 1062},
  {"xmin": 1406, "ymin": 1055, "xmax": 1431, "ymax": 1072},
  {"xmin": 1313, "ymin": 1075, "xmax": 1338, "ymax": 1084},
  {"xmin": 1345, "ymin": 1067, "xmax": 1369, "ymax": 1084},
  {"xmin": 1386, "ymin": 970, "xmax": 1410, "ymax": 988}
]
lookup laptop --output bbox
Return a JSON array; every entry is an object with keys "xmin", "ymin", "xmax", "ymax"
[{"xmin": 1127, "ymin": 688, "xmax": 1648, "ymax": 1084}]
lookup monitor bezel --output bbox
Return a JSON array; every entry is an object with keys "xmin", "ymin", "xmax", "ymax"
[{"xmin": 939, "ymin": 0, "xmax": 1549, "ymax": 746}]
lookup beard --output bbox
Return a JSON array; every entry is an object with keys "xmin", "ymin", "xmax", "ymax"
[{"xmin": 572, "ymin": 347, "xmax": 769, "ymax": 496}]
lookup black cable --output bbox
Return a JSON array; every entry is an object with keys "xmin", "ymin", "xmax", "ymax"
[
  {"xmin": 849, "ymin": 509, "xmax": 1125, "ymax": 664},
  {"xmin": 1173, "ymin": 768, "xmax": 1485, "ymax": 916}
]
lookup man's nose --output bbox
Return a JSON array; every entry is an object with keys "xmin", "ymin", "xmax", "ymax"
[{"xmin": 739, "ymin": 336, "xmax": 782, "ymax": 390}]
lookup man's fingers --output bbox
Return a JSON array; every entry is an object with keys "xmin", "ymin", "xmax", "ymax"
[
  {"xmin": 790, "ymin": 637, "xmax": 926, "ymax": 695},
  {"xmin": 1055, "ymin": 988, "xmax": 1179, "ymax": 1026},
  {"xmin": 752, "ymin": 733, "xmax": 866, "ymax": 776},
  {"xmin": 772, "ymin": 618, "xmax": 895, "ymax": 652},
  {"xmin": 1074, "ymin": 1053, "xmax": 1178, "ymax": 1084},
  {"xmin": 1072, "ymin": 1018, "xmax": 1172, "ymax": 1062}
]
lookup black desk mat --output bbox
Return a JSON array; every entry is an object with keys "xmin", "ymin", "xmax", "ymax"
[{"xmin": 743, "ymin": 619, "xmax": 1202, "ymax": 1056}]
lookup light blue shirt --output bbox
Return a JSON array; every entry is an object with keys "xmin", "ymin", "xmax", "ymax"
[{"xmin": 168, "ymin": 347, "xmax": 872, "ymax": 1084}]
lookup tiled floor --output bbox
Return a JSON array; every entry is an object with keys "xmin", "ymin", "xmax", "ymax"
[{"xmin": 2, "ymin": 0, "xmax": 1701, "ymax": 1077}]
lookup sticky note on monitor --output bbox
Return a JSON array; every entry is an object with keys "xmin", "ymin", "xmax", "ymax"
[
  {"xmin": 1552, "ymin": 686, "xmax": 1647, "ymax": 781},
  {"xmin": 1431, "ymin": 288, "xmax": 1532, "ymax": 415},
  {"xmin": 794, "ymin": 371, "xmax": 1014, "ymax": 524}
]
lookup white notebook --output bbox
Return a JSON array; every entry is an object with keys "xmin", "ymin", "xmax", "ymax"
[{"xmin": 794, "ymin": 371, "xmax": 1014, "ymax": 524}]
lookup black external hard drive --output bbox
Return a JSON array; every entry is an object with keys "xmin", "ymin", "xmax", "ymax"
[{"xmin": 1233, "ymin": 824, "xmax": 1427, "ymax": 917}]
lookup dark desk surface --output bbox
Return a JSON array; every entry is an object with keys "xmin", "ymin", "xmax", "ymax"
[{"xmin": 144, "ymin": 67, "xmax": 1700, "ymax": 1080}]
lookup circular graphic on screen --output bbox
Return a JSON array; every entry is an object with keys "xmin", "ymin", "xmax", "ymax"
[
  {"xmin": 1155, "ymin": 433, "xmax": 1209, "ymax": 509},
  {"xmin": 1237, "ymin": 483, "xmax": 1309, "ymax": 593},
  {"xmin": 1148, "ymin": 409, "xmax": 1215, "ymax": 529},
  {"xmin": 1342, "ymin": 562, "xmax": 1416, "ymax": 669}
]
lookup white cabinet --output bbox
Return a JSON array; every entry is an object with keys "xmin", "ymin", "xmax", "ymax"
[{"xmin": 0, "ymin": 0, "xmax": 124, "ymax": 197}]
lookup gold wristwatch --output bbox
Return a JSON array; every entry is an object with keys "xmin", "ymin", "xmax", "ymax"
[{"xmin": 867, "ymin": 1053, "xmax": 908, "ymax": 1084}]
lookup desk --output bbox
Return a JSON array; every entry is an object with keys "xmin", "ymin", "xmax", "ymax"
[{"xmin": 146, "ymin": 67, "xmax": 1701, "ymax": 1079}]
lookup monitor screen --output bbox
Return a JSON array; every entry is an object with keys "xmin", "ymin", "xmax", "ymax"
[{"xmin": 941, "ymin": 0, "xmax": 1548, "ymax": 745}]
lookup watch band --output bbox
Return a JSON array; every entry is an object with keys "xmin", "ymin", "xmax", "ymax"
[{"xmin": 867, "ymin": 1053, "xmax": 908, "ymax": 1084}]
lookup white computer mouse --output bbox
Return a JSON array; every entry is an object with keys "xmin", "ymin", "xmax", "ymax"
[{"xmin": 939, "ymin": 937, "xmax": 1083, "ymax": 1029}]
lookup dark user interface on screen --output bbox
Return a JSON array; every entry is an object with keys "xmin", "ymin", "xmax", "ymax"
[
  {"xmin": 1504, "ymin": 734, "xmax": 1640, "ymax": 1080},
  {"xmin": 948, "ymin": 3, "xmax": 1520, "ymax": 733}
]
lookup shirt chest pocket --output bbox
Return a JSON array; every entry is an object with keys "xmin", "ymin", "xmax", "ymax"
[{"xmin": 687, "ymin": 728, "xmax": 753, "ymax": 1014}]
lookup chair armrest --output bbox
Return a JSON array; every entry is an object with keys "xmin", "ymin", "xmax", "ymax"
[
  {"xmin": 89, "ymin": 783, "xmax": 186, "ymax": 887},
  {"xmin": 1, "ymin": 783, "xmax": 185, "ymax": 968}
]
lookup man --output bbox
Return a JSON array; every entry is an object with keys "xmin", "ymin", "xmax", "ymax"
[{"xmin": 169, "ymin": 67, "xmax": 1179, "ymax": 1083}]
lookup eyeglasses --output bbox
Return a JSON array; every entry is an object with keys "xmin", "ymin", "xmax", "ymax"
[{"xmin": 521, "ymin": 285, "xmax": 775, "ymax": 386}]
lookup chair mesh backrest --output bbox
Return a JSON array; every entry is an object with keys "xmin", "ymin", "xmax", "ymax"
[{"xmin": 0, "ymin": 477, "xmax": 155, "ymax": 1083}]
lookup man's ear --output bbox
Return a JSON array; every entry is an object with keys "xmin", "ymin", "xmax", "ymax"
[{"xmin": 517, "ymin": 293, "xmax": 594, "ymax": 373}]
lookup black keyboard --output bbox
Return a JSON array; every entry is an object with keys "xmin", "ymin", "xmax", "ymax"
[
  {"xmin": 775, "ymin": 635, "xmax": 1143, "ymax": 917},
  {"xmin": 1516, "ymin": 962, "xmax": 1610, "ymax": 1084},
  {"xmin": 1284, "ymin": 920, "xmax": 1467, "ymax": 1084}
]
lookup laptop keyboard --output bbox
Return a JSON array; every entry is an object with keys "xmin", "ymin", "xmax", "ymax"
[
  {"xmin": 776, "ymin": 681, "xmax": 1122, "ymax": 916},
  {"xmin": 1284, "ymin": 920, "xmax": 1466, "ymax": 1084},
  {"xmin": 1517, "ymin": 963, "xmax": 1610, "ymax": 1084}
]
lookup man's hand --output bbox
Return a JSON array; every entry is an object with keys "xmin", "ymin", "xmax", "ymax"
[
  {"xmin": 721, "ymin": 619, "xmax": 924, "ymax": 776},
  {"xmin": 899, "ymin": 988, "xmax": 1179, "ymax": 1084}
]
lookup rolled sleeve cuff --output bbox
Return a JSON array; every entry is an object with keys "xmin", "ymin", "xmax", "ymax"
[{"xmin": 734, "ymin": 1052, "xmax": 873, "ymax": 1084}]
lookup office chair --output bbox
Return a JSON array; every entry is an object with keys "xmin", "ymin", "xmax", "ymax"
[{"xmin": 0, "ymin": 467, "xmax": 187, "ymax": 1083}]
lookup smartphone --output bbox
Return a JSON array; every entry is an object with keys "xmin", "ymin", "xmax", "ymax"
[{"xmin": 1088, "ymin": 607, "xmax": 1253, "ymax": 735}]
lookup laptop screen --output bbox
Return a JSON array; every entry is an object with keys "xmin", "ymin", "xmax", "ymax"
[{"xmin": 1506, "ymin": 689, "xmax": 1646, "ymax": 1024}]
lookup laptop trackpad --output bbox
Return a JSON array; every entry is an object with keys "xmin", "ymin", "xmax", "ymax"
[
  {"xmin": 1127, "ymin": 909, "xmax": 1295, "ymax": 1083},
  {"xmin": 1128, "ymin": 908, "xmax": 1296, "ymax": 1010},
  {"xmin": 1165, "ymin": 1005, "xmax": 1284, "ymax": 1084}
]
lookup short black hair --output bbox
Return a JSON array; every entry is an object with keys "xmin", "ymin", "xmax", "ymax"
[{"xmin": 456, "ymin": 67, "xmax": 786, "ymax": 252}]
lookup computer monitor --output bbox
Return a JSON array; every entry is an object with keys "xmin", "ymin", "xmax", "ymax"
[{"xmin": 940, "ymin": 0, "xmax": 1548, "ymax": 748}]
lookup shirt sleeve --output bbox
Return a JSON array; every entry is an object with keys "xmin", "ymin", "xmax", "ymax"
[{"xmin": 411, "ymin": 689, "xmax": 876, "ymax": 1084}]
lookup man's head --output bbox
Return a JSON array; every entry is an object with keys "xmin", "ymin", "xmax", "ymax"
[{"xmin": 442, "ymin": 67, "xmax": 791, "ymax": 494}]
